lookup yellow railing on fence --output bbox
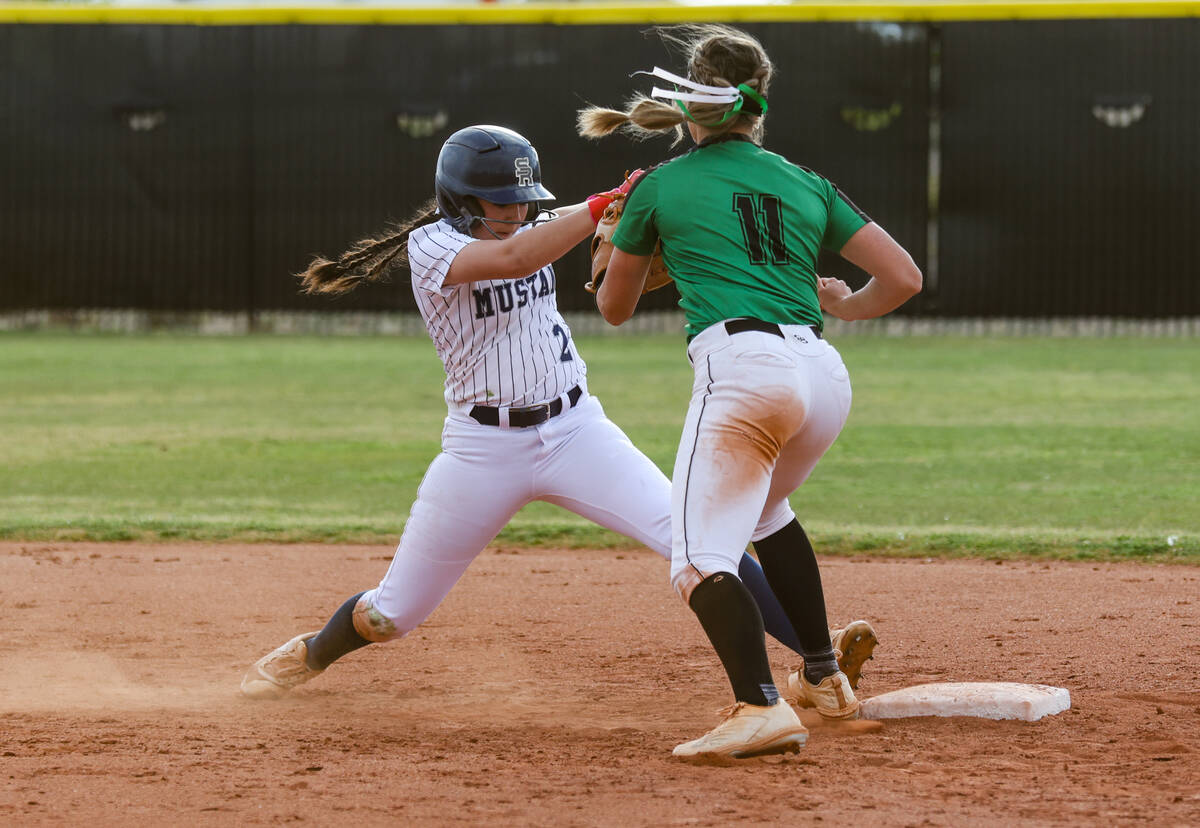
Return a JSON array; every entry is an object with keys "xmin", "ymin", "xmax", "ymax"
[{"xmin": 1, "ymin": 1, "xmax": 1199, "ymax": 25}]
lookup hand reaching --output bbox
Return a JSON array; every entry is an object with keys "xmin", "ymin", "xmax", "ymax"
[{"xmin": 587, "ymin": 168, "xmax": 646, "ymax": 224}]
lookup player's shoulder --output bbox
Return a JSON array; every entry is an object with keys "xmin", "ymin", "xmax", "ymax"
[
  {"xmin": 408, "ymin": 218, "xmax": 475, "ymax": 288},
  {"xmin": 622, "ymin": 157, "xmax": 673, "ymax": 202},
  {"xmin": 410, "ymin": 218, "xmax": 470, "ymax": 246},
  {"xmin": 408, "ymin": 219, "xmax": 475, "ymax": 267},
  {"xmin": 766, "ymin": 155, "xmax": 868, "ymax": 220},
  {"xmin": 752, "ymin": 145, "xmax": 830, "ymax": 184},
  {"xmin": 761, "ymin": 151, "xmax": 848, "ymax": 204}
]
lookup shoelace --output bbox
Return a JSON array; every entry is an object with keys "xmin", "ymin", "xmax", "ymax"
[
  {"xmin": 714, "ymin": 701, "xmax": 747, "ymax": 721},
  {"xmin": 263, "ymin": 646, "xmax": 311, "ymax": 680}
]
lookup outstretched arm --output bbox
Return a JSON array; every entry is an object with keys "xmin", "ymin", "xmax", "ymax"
[
  {"xmin": 444, "ymin": 174, "xmax": 637, "ymax": 287},
  {"xmin": 443, "ymin": 205, "xmax": 596, "ymax": 286}
]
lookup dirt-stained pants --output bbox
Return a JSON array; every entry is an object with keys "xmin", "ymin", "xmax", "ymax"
[{"xmin": 670, "ymin": 320, "xmax": 852, "ymax": 598}]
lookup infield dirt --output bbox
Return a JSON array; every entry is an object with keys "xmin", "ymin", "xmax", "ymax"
[{"xmin": 2, "ymin": 542, "xmax": 1198, "ymax": 826}]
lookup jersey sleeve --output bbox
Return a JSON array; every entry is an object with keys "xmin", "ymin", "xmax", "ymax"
[
  {"xmin": 610, "ymin": 173, "xmax": 660, "ymax": 256},
  {"xmin": 408, "ymin": 222, "xmax": 472, "ymax": 297},
  {"xmin": 821, "ymin": 181, "xmax": 871, "ymax": 252}
]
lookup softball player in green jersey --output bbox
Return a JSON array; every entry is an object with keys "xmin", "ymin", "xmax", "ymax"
[{"xmin": 578, "ymin": 25, "xmax": 922, "ymax": 759}]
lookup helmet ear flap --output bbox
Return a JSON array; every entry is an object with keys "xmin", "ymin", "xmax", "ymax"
[
  {"xmin": 434, "ymin": 184, "xmax": 480, "ymax": 234},
  {"xmin": 461, "ymin": 196, "xmax": 483, "ymax": 227}
]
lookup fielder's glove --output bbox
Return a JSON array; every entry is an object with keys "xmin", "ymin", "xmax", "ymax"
[{"xmin": 586, "ymin": 192, "xmax": 673, "ymax": 296}]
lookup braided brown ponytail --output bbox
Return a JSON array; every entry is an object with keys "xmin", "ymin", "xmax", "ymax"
[{"xmin": 296, "ymin": 200, "xmax": 440, "ymax": 295}]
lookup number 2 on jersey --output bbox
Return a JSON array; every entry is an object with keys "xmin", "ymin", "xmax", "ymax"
[
  {"xmin": 551, "ymin": 324, "xmax": 574, "ymax": 362},
  {"xmin": 732, "ymin": 193, "xmax": 789, "ymax": 266}
]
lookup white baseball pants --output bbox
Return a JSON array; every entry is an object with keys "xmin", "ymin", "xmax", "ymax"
[
  {"xmin": 670, "ymin": 321, "xmax": 853, "ymax": 595},
  {"xmin": 362, "ymin": 393, "xmax": 672, "ymax": 636}
]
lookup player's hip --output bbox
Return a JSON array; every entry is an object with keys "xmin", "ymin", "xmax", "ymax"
[
  {"xmin": 440, "ymin": 386, "xmax": 603, "ymax": 448},
  {"xmin": 685, "ymin": 317, "xmax": 850, "ymax": 407}
]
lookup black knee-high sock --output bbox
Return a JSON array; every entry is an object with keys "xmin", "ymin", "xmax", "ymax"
[
  {"xmin": 305, "ymin": 591, "xmax": 372, "ymax": 671},
  {"xmin": 752, "ymin": 520, "xmax": 838, "ymax": 682},
  {"xmin": 738, "ymin": 552, "xmax": 804, "ymax": 655},
  {"xmin": 688, "ymin": 572, "xmax": 778, "ymax": 707}
]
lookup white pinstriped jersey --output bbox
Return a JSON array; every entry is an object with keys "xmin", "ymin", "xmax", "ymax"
[{"xmin": 408, "ymin": 219, "xmax": 587, "ymax": 408}]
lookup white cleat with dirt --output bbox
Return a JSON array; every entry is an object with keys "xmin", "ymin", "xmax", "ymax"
[
  {"xmin": 240, "ymin": 631, "xmax": 323, "ymax": 700},
  {"xmin": 786, "ymin": 669, "xmax": 861, "ymax": 720},
  {"xmin": 673, "ymin": 700, "xmax": 808, "ymax": 760}
]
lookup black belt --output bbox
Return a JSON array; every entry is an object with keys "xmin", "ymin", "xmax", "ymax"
[
  {"xmin": 724, "ymin": 318, "xmax": 822, "ymax": 339},
  {"xmin": 469, "ymin": 385, "xmax": 583, "ymax": 428}
]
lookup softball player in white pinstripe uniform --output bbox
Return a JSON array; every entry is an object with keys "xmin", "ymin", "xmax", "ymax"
[{"xmin": 240, "ymin": 125, "xmax": 811, "ymax": 701}]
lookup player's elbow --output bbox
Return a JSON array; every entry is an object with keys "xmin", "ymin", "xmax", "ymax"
[
  {"xmin": 898, "ymin": 261, "xmax": 923, "ymax": 297},
  {"xmin": 596, "ymin": 286, "xmax": 634, "ymax": 326},
  {"xmin": 597, "ymin": 295, "xmax": 633, "ymax": 326},
  {"xmin": 878, "ymin": 256, "xmax": 922, "ymax": 300}
]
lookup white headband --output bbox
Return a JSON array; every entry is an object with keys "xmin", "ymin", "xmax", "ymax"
[{"xmin": 633, "ymin": 67, "xmax": 741, "ymax": 106}]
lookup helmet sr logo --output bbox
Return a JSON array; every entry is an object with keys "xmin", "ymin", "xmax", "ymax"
[
  {"xmin": 514, "ymin": 157, "xmax": 535, "ymax": 188},
  {"xmin": 434, "ymin": 126, "xmax": 556, "ymax": 234}
]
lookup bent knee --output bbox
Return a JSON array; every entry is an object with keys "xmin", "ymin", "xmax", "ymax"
[
  {"xmin": 752, "ymin": 502, "xmax": 796, "ymax": 542},
  {"xmin": 671, "ymin": 565, "xmax": 712, "ymax": 605}
]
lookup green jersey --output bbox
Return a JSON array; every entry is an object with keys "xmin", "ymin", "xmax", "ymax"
[{"xmin": 611, "ymin": 134, "xmax": 869, "ymax": 338}]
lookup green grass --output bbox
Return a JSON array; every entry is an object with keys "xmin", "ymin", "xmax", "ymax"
[{"xmin": 1, "ymin": 332, "xmax": 1196, "ymax": 562}]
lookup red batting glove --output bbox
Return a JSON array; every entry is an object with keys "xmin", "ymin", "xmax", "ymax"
[
  {"xmin": 587, "ymin": 168, "xmax": 647, "ymax": 225},
  {"xmin": 587, "ymin": 191, "xmax": 618, "ymax": 224},
  {"xmin": 616, "ymin": 168, "xmax": 645, "ymax": 195}
]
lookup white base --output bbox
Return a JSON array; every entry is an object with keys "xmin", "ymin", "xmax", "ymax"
[{"xmin": 860, "ymin": 682, "xmax": 1071, "ymax": 722}]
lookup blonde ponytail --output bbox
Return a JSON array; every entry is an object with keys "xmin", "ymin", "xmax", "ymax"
[
  {"xmin": 577, "ymin": 96, "xmax": 687, "ymax": 143},
  {"xmin": 578, "ymin": 25, "xmax": 773, "ymax": 143}
]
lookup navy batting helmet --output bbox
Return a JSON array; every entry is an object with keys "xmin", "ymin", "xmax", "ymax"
[{"xmin": 434, "ymin": 125, "xmax": 555, "ymax": 234}]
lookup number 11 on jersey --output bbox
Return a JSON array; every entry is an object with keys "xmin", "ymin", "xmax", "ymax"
[{"xmin": 733, "ymin": 193, "xmax": 789, "ymax": 266}]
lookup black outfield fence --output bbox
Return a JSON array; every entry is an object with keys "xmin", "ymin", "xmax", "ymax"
[
  {"xmin": 937, "ymin": 17, "xmax": 1200, "ymax": 318},
  {"xmin": 1, "ymin": 4, "xmax": 1197, "ymax": 320}
]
